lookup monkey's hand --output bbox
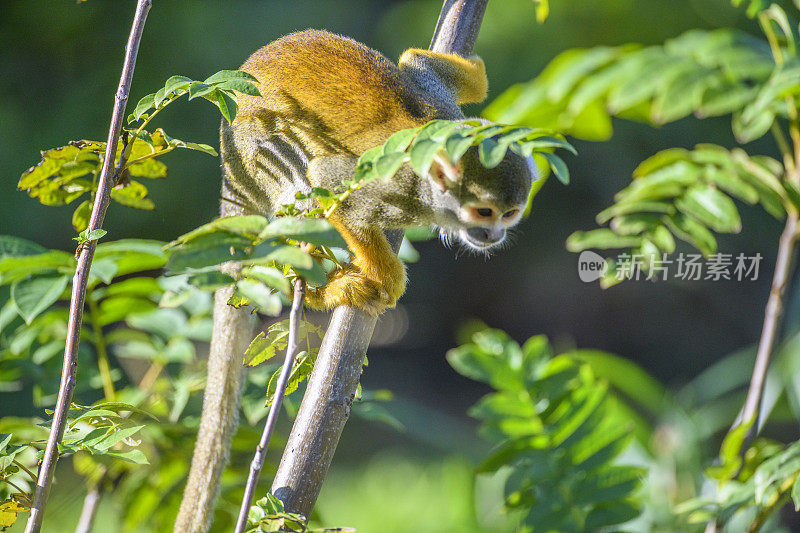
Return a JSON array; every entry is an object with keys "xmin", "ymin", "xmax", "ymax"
[{"xmin": 304, "ymin": 226, "xmax": 406, "ymax": 316}]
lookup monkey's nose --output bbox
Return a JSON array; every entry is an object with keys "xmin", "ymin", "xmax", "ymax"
[{"xmin": 465, "ymin": 226, "xmax": 505, "ymax": 245}]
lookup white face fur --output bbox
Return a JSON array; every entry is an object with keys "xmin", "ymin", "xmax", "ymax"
[{"xmin": 430, "ymin": 152, "xmax": 537, "ymax": 253}]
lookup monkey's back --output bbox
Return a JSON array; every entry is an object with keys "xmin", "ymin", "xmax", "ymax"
[
  {"xmin": 237, "ymin": 29, "xmax": 433, "ymax": 155},
  {"xmin": 221, "ymin": 30, "xmax": 438, "ymax": 212}
]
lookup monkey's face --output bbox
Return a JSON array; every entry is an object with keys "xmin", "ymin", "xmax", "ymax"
[{"xmin": 428, "ymin": 148, "xmax": 535, "ymax": 252}]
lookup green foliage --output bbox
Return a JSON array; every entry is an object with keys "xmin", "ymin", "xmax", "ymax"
[
  {"xmin": 247, "ymin": 493, "xmax": 354, "ymax": 533},
  {"xmin": 18, "ymin": 70, "xmax": 257, "ymax": 232},
  {"xmin": 448, "ymin": 329, "xmax": 645, "ymax": 532},
  {"xmin": 289, "ymin": 119, "xmax": 575, "ymax": 220},
  {"xmin": 531, "ymin": 0, "xmax": 549, "ymax": 23},
  {"xmin": 677, "ymin": 439, "xmax": 800, "ymax": 528},
  {"xmin": 128, "ymin": 70, "xmax": 260, "ymax": 126},
  {"xmin": 166, "ymin": 215, "xmax": 346, "ymax": 315},
  {"xmin": 484, "ymin": 28, "xmax": 781, "ymax": 143},
  {"xmin": 56, "ymin": 402, "xmax": 153, "ymax": 464},
  {"xmin": 566, "ymin": 145, "xmax": 787, "ymax": 285},
  {"xmin": 732, "ymin": 0, "xmax": 784, "ymax": 18}
]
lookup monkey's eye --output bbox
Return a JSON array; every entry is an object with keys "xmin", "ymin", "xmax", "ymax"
[
  {"xmin": 477, "ymin": 208, "xmax": 493, "ymax": 218},
  {"xmin": 502, "ymin": 209, "xmax": 519, "ymax": 219}
]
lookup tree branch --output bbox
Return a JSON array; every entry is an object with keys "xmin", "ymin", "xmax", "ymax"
[
  {"xmin": 173, "ymin": 183, "xmax": 258, "ymax": 533},
  {"xmin": 738, "ymin": 214, "xmax": 798, "ymax": 434},
  {"xmin": 24, "ymin": 2, "xmax": 152, "ymax": 531},
  {"xmin": 269, "ymin": 0, "xmax": 489, "ymax": 519},
  {"xmin": 234, "ymin": 280, "xmax": 306, "ymax": 533},
  {"xmin": 74, "ymin": 483, "xmax": 103, "ymax": 533}
]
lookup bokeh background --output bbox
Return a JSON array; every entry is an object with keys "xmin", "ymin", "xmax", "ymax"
[{"xmin": 1, "ymin": 0, "xmax": 794, "ymax": 531}]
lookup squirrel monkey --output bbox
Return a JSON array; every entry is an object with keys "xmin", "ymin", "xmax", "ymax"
[
  {"xmin": 221, "ymin": 29, "xmax": 534, "ymax": 315},
  {"xmin": 177, "ymin": 30, "xmax": 535, "ymax": 533}
]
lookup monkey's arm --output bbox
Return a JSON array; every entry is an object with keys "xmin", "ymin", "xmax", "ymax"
[{"xmin": 304, "ymin": 155, "xmax": 406, "ymax": 316}]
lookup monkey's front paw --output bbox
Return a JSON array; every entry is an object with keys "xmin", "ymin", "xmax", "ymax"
[{"xmin": 304, "ymin": 265, "xmax": 391, "ymax": 316}]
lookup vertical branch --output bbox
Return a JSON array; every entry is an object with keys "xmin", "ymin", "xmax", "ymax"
[
  {"xmin": 269, "ymin": 0, "xmax": 489, "ymax": 519},
  {"xmin": 173, "ymin": 182, "xmax": 257, "ymax": 533},
  {"xmin": 738, "ymin": 214, "xmax": 798, "ymax": 433},
  {"xmin": 74, "ymin": 484, "xmax": 103, "ymax": 533},
  {"xmin": 234, "ymin": 280, "xmax": 306, "ymax": 533},
  {"xmin": 24, "ymin": 2, "xmax": 152, "ymax": 532}
]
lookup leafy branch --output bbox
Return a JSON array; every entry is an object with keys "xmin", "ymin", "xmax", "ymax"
[
  {"xmin": 448, "ymin": 329, "xmax": 646, "ymax": 531},
  {"xmin": 17, "ymin": 70, "xmax": 258, "ymax": 232}
]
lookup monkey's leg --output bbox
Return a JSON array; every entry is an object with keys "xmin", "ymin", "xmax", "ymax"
[
  {"xmin": 304, "ymin": 155, "xmax": 407, "ymax": 315},
  {"xmin": 305, "ymin": 219, "xmax": 406, "ymax": 315}
]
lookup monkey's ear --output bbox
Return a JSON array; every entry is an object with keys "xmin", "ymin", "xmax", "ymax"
[
  {"xmin": 428, "ymin": 153, "xmax": 462, "ymax": 192},
  {"xmin": 399, "ymin": 49, "xmax": 488, "ymax": 104}
]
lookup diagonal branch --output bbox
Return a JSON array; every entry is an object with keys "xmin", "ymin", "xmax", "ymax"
[
  {"xmin": 268, "ymin": 0, "xmax": 490, "ymax": 519},
  {"xmin": 234, "ymin": 280, "xmax": 306, "ymax": 533},
  {"xmin": 24, "ymin": 2, "xmax": 152, "ymax": 532}
]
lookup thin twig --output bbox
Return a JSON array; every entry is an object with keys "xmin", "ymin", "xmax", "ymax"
[
  {"xmin": 74, "ymin": 483, "xmax": 104, "ymax": 533},
  {"xmin": 24, "ymin": 2, "xmax": 152, "ymax": 531},
  {"xmin": 268, "ymin": 0, "xmax": 489, "ymax": 519},
  {"xmin": 737, "ymin": 214, "xmax": 799, "ymax": 436},
  {"xmin": 234, "ymin": 280, "xmax": 306, "ymax": 533},
  {"xmin": 12, "ymin": 459, "xmax": 37, "ymax": 483}
]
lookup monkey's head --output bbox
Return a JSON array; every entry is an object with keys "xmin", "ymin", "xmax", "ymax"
[{"xmin": 428, "ymin": 146, "xmax": 536, "ymax": 252}]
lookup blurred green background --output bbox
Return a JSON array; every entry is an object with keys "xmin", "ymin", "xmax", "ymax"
[{"xmin": 1, "ymin": 0, "xmax": 793, "ymax": 531}]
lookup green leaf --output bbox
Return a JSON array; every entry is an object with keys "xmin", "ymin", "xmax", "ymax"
[
  {"xmin": 705, "ymin": 165, "xmax": 759, "ymax": 204},
  {"xmin": 187, "ymin": 81, "xmax": 215, "ymax": 100},
  {"xmin": 633, "ymin": 148, "xmax": 692, "ymax": 178},
  {"xmin": 249, "ymin": 243, "xmax": 314, "ymax": 270},
  {"xmin": 110, "ymin": 181, "xmax": 154, "ymax": 210},
  {"xmin": 664, "ymin": 213, "xmax": 717, "ymax": 255},
  {"xmin": 265, "ymin": 351, "xmax": 315, "ymax": 405},
  {"xmin": 566, "ymin": 229, "xmax": 642, "ymax": 252},
  {"xmin": 236, "ymin": 279, "xmax": 282, "ymax": 316},
  {"xmin": 214, "ymin": 89, "xmax": 238, "ymax": 124},
  {"xmin": 733, "ymin": 107, "xmax": 774, "ymax": 144},
  {"xmin": 609, "ymin": 213, "xmax": 661, "ymax": 235},
  {"xmin": 409, "ymin": 139, "xmax": 442, "ymax": 177},
  {"xmin": 130, "ymin": 92, "xmax": 156, "ymax": 122},
  {"xmin": 541, "ymin": 152, "xmax": 569, "ymax": 185},
  {"xmin": 203, "ymin": 69, "xmax": 259, "ymax": 85},
  {"xmin": 213, "ymin": 78, "xmax": 261, "ymax": 96},
  {"xmin": 243, "ymin": 265, "xmax": 291, "ymax": 294},
  {"xmin": 374, "ymin": 152, "xmax": 407, "ymax": 178},
  {"xmin": 243, "ymin": 319, "xmax": 321, "ymax": 367},
  {"xmin": 478, "ymin": 138, "xmax": 508, "ymax": 168},
  {"xmin": 382, "ymin": 128, "xmax": 416, "ymax": 154},
  {"xmin": 698, "ymin": 82, "xmax": 758, "ymax": 117},
  {"xmin": 71, "ymin": 200, "xmax": 92, "ymax": 232},
  {"xmin": 0, "ymin": 236, "xmax": 46, "ymax": 259},
  {"xmin": 522, "ymin": 135, "xmax": 578, "ymax": 156},
  {"xmin": 162, "ymin": 75, "xmax": 193, "ymax": 98},
  {"xmin": 187, "ymin": 271, "xmax": 235, "ymax": 291},
  {"xmin": 127, "ymin": 157, "xmax": 167, "ymax": 179},
  {"xmin": 104, "ymin": 449, "xmax": 149, "ymax": 464},
  {"xmin": 167, "ymin": 233, "xmax": 250, "ymax": 273},
  {"xmin": 74, "ymin": 228, "xmax": 107, "ymax": 245},
  {"xmin": 675, "ymin": 186, "xmax": 742, "ymax": 233},
  {"xmin": 259, "ymin": 217, "xmax": 347, "ymax": 249},
  {"xmin": 584, "ymin": 502, "xmax": 640, "ymax": 529},
  {"xmin": 0, "ymin": 251, "xmax": 75, "ymax": 284},
  {"xmin": 572, "ymin": 350, "xmax": 667, "ymax": 415},
  {"xmin": 596, "ymin": 201, "xmax": 674, "ymax": 224},
  {"xmin": 444, "ymin": 133, "xmax": 474, "ymax": 163},
  {"xmin": 10, "ymin": 275, "xmax": 70, "ymax": 324}
]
